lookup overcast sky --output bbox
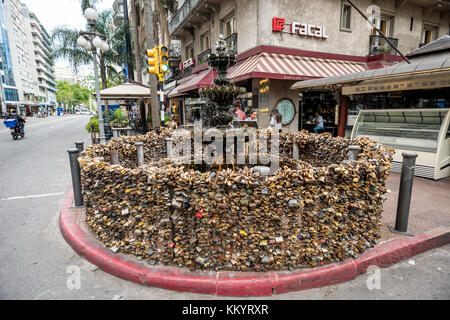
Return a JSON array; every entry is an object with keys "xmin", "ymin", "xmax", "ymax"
[{"xmin": 22, "ymin": 0, "xmax": 116, "ymax": 74}]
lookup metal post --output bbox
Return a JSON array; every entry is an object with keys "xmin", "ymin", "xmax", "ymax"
[
  {"xmin": 135, "ymin": 142, "xmax": 144, "ymax": 167},
  {"xmin": 293, "ymin": 142, "xmax": 299, "ymax": 160},
  {"xmin": 75, "ymin": 141, "xmax": 84, "ymax": 153},
  {"xmin": 166, "ymin": 138, "xmax": 173, "ymax": 159},
  {"xmin": 68, "ymin": 148, "xmax": 83, "ymax": 207},
  {"xmin": 348, "ymin": 145, "xmax": 361, "ymax": 161},
  {"xmin": 93, "ymin": 48, "xmax": 106, "ymax": 145},
  {"xmin": 390, "ymin": 152, "xmax": 418, "ymax": 236},
  {"xmin": 159, "ymin": 82, "xmax": 165, "ymax": 127},
  {"xmin": 110, "ymin": 151, "xmax": 119, "ymax": 165}
]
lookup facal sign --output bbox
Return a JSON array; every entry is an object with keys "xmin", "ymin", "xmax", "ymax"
[
  {"xmin": 179, "ymin": 58, "xmax": 194, "ymax": 71},
  {"xmin": 272, "ymin": 17, "xmax": 329, "ymax": 39}
]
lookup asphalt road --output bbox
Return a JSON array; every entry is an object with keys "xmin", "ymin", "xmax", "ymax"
[{"xmin": 0, "ymin": 115, "xmax": 448, "ymax": 300}]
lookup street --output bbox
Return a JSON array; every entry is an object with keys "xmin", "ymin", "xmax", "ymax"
[{"xmin": 0, "ymin": 115, "xmax": 448, "ymax": 300}]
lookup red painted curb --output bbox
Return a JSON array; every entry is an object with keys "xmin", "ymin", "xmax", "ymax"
[{"xmin": 59, "ymin": 189, "xmax": 450, "ymax": 296}]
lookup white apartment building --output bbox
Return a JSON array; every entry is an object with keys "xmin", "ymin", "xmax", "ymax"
[
  {"xmin": 55, "ymin": 65, "xmax": 78, "ymax": 84},
  {"xmin": 29, "ymin": 11, "xmax": 57, "ymax": 108}
]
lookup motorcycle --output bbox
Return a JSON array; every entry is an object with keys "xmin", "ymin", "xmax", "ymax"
[{"xmin": 3, "ymin": 118, "xmax": 25, "ymax": 140}]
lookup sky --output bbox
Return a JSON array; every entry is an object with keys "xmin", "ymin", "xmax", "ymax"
[{"xmin": 21, "ymin": 0, "xmax": 116, "ymax": 76}]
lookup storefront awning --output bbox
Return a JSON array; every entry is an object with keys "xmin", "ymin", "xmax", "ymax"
[
  {"xmin": 290, "ymin": 52, "xmax": 450, "ymax": 91},
  {"xmin": 175, "ymin": 69, "xmax": 218, "ymax": 93},
  {"xmin": 228, "ymin": 52, "xmax": 366, "ymax": 83}
]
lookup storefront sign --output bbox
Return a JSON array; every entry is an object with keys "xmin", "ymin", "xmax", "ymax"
[
  {"xmin": 259, "ymin": 79, "xmax": 270, "ymax": 110},
  {"xmin": 272, "ymin": 17, "xmax": 329, "ymax": 39},
  {"xmin": 179, "ymin": 58, "xmax": 194, "ymax": 71}
]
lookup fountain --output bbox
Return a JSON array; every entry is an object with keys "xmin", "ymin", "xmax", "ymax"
[
  {"xmin": 199, "ymin": 35, "xmax": 246, "ymax": 128},
  {"xmin": 75, "ymin": 35, "xmax": 393, "ymax": 274}
]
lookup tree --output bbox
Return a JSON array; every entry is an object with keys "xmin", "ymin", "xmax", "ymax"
[
  {"xmin": 56, "ymin": 81, "xmax": 92, "ymax": 111},
  {"xmin": 52, "ymin": 9, "xmax": 132, "ymax": 119},
  {"xmin": 79, "ymin": 0, "xmax": 99, "ymax": 12}
]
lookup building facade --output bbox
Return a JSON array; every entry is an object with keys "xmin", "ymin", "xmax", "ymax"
[
  {"xmin": 55, "ymin": 65, "xmax": 78, "ymax": 84},
  {"xmin": 0, "ymin": 0, "xmax": 19, "ymax": 114},
  {"xmin": 0, "ymin": 0, "xmax": 57, "ymax": 116},
  {"xmin": 28, "ymin": 11, "xmax": 57, "ymax": 111},
  {"xmin": 167, "ymin": 0, "xmax": 450, "ymax": 133}
]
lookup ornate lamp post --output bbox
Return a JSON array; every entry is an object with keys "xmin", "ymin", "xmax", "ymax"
[{"xmin": 77, "ymin": 8, "xmax": 110, "ymax": 145}]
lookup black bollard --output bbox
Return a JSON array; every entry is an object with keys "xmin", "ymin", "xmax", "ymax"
[
  {"xmin": 68, "ymin": 148, "xmax": 83, "ymax": 207},
  {"xmin": 390, "ymin": 152, "xmax": 418, "ymax": 236},
  {"xmin": 75, "ymin": 141, "xmax": 84, "ymax": 153}
]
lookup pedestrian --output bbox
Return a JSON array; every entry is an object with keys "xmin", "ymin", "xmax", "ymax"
[
  {"xmin": 270, "ymin": 108, "xmax": 283, "ymax": 132},
  {"xmin": 312, "ymin": 111, "xmax": 324, "ymax": 133},
  {"xmin": 245, "ymin": 111, "xmax": 257, "ymax": 121},
  {"xmin": 235, "ymin": 106, "xmax": 246, "ymax": 121}
]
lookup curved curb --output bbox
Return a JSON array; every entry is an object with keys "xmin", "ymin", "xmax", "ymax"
[{"xmin": 60, "ymin": 189, "xmax": 450, "ymax": 296}]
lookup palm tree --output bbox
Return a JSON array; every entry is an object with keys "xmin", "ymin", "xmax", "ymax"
[
  {"xmin": 80, "ymin": 0, "xmax": 100, "ymax": 12},
  {"xmin": 51, "ymin": 10, "xmax": 132, "ymax": 119}
]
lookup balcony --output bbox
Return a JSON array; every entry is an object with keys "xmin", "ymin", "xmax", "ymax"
[
  {"xmin": 169, "ymin": 0, "xmax": 202, "ymax": 34},
  {"xmin": 197, "ymin": 48, "xmax": 211, "ymax": 65},
  {"xmin": 369, "ymin": 35, "xmax": 399, "ymax": 56},
  {"xmin": 224, "ymin": 33, "xmax": 238, "ymax": 54},
  {"xmin": 169, "ymin": 0, "xmax": 220, "ymax": 36}
]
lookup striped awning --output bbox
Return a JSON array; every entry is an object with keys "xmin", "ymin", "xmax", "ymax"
[{"xmin": 228, "ymin": 52, "xmax": 367, "ymax": 82}]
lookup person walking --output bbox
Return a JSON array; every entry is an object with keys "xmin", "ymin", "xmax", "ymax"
[{"xmin": 270, "ymin": 108, "xmax": 283, "ymax": 132}]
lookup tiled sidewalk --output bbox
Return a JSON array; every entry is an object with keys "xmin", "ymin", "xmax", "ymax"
[{"xmin": 380, "ymin": 173, "xmax": 450, "ymax": 241}]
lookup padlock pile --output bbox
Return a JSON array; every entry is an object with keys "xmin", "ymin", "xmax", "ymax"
[{"xmin": 79, "ymin": 130, "xmax": 393, "ymax": 271}]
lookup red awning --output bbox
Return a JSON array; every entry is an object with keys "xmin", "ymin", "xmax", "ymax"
[
  {"xmin": 176, "ymin": 69, "xmax": 216, "ymax": 93},
  {"xmin": 228, "ymin": 52, "xmax": 367, "ymax": 82}
]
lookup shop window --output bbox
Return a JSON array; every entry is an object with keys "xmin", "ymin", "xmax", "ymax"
[{"xmin": 341, "ymin": 2, "xmax": 352, "ymax": 31}]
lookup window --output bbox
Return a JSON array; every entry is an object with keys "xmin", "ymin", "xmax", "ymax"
[
  {"xmin": 372, "ymin": 15, "xmax": 394, "ymax": 37},
  {"xmin": 341, "ymin": 2, "xmax": 352, "ymax": 31},
  {"xmin": 4, "ymin": 88, "xmax": 19, "ymax": 101},
  {"xmin": 200, "ymin": 33, "xmax": 210, "ymax": 52},
  {"xmin": 185, "ymin": 44, "xmax": 194, "ymax": 60},
  {"xmin": 222, "ymin": 16, "xmax": 235, "ymax": 37},
  {"xmin": 422, "ymin": 24, "xmax": 438, "ymax": 44}
]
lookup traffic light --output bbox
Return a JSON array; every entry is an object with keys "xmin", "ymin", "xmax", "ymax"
[
  {"xmin": 147, "ymin": 47, "xmax": 159, "ymax": 76},
  {"xmin": 158, "ymin": 45, "xmax": 169, "ymax": 81}
]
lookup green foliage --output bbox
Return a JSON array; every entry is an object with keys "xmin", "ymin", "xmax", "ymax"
[
  {"xmin": 86, "ymin": 116, "xmax": 99, "ymax": 133},
  {"xmin": 51, "ymin": 8, "xmax": 133, "ymax": 86},
  {"xmin": 164, "ymin": 115, "xmax": 171, "ymax": 123},
  {"xmin": 110, "ymin": 109, "xmax": 129, "ymax": 127},
  {"xmin": 56, "ymin": 81, "xmax": 91, "ymax": 107}
]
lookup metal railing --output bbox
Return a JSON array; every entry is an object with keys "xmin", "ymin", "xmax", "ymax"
[
  {"xmin": 169, "ymin": 0, "xmax": 202, "ymax": 34},
  {"xmin": 197, "ymin": 48, "xmax": 211, "ymax": 65},
  {"xmin": 225, "ymin": 33, "xmax": 238, "ymax": 54},
  {"xmin": 369, "ymin": 34, "xmax": 399, "ymax": 56}
]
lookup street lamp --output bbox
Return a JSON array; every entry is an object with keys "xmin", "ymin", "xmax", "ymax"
[{"xmin": 77, "ymin": 7, "xmax": 109, "ymax": 145}]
